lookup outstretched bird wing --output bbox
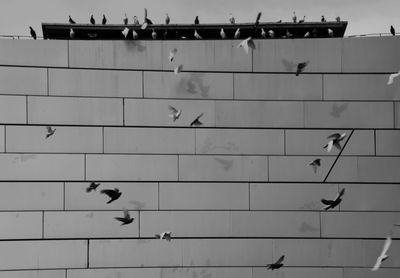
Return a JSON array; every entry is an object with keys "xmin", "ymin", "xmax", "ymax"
[
  {"xmin": 275, "ymin": 255, "xmax": 285, "ymax": 264},
  {"xmin": 327, "ymin": 133, "xmax": 341, "ymax": 140},
  {"xmin": 100, "ymin": 189, "xmax": 116, "ymax": 197},
  {"xmin": 335, "ymin": 188, "xmax": 345, "ymax": 201},
  {"xmin": 168, "ymin": 105, "xmax": 178, "ymax": 114},
  {"xmin": 321, "ymin": 199, "xmax": 334, "ymax": 205}
]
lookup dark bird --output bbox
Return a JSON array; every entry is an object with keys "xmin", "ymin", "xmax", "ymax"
[
  {"xmin": 144, "ymin": 8, "xmax": 153, "ymax": 25},
  {"xmin": 133, "ymin": 16, "xmax": 140, "ymax": 25},
  {"xmin": 29, "ymin": 26, "xmax": 37, "ymax": 40},
  {"xmin": 285, "ymin": 29, "xmax": 293, "ymax": 38},
  {"xmin": 194, "ymin": 16, "xmax": 199, "ymax": 24},
  {"xmin": 155, "ymin": 231, "xmax": 172, "ymax": 241},
  {"xmin": 336, "ymin": 16, "xmax": 341, "ymax": 22},
  {"xmin": 299, "ymin": 15, "xmax": 305, "ymax": 23},
  {"xmin": 168, "ymin": 105, "xmax": 182, "ymax": 121},
  {"xmin": 267, "ymin": 255, "xmax": 285, "ymax": 270},
  {"xmin": 292, "ymin": 11, "xmax": 297, "ymax": 23},
  {"xmin": 321, "ymin": 188, "xmax": 345, "ymax": 210},
  {"xmin": 114, "ymin": 209, "xmax": 134, "ymax": 225},
  {"xmin": 90, "ymin": 15, "xmax": 95, "ymax": 24},
  {"xmin": 229, "ymin": 13, "xmax": 235, "ymax": 24},
  {"xmin": 276, "ymin": 20, "xmax": 282, "ymax": 23},
  {"xmin": 296, "ymin": 61, "xmax": 309, "ymax": 76},
  {"xmin": 372, "ymin": 237, "xmax": 392, "ymax": 271},
  {"xmin": 390, "ymin": 25, "xmax": 395, "ymax": 36},
  {"xmin": 101, "ymin": 188, "xmax": 122, "ymax": 204},
  {"xmin": 312, "ymin": 28, "xmax": 318, "ymax": 37},
  {"xmin": 69, "ymin": 16, "xmax": 76, "ymax": 24},
  {"xmin": 309, "ymin": 158, "xmax": 321, "ymax": 174},
  {"xmin": 102, "ymin": 14, "xmax": 107, "ymax": 24},
  {"xmin": 323, "ymin": 132, "xmax": 346, "ymax": 152},
  {"xmin": 86, "ymin": 182, "xmax": 100, "ymax": 193},
  {"xmin": 123, "ymin": 13, "xmax": 128, "ymax": 25},
  {"xmin": 165, "ymin": 13, "xmax": 170, "ymax": 24},
  {"xmin": 45, "ymin": 126, "xmax": 56, "ymax": 138},
  {"xmin": 190, "ymin": 113, "xmax": 204, "ymax": 126},
  {"xmin": 321, "ymin": 15, "xmax": 326, "ymax": 22},
  {"xmin": 255, "ymin": 12, "xmax": 262, "ymax": 27}
]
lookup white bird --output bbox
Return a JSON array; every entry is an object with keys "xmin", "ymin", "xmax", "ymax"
[
  {"xmin": 304, "ymin": 32, "xmax": 311, "ymax": 38},
  {"xmin": 261, "ymin": 28, "xmax": 266, "ymax": 38},
  {"xmin": 69, "ymin": 28, "xmax": 75, "ymax": 39},
  {"xmin": 169, "ymin": 48, "xmax": 178, "ymax": 62},
  {"xmin": 229, "ymin": 13, "xmax": 235, "ymax": 24},
  {"xmin": 194, "ymin": 30, "xmax": 202, "ymax": 39},
  {"xmin": 234, "ymin": 28, "xmax": 241, "ymax": 39},
  {"xmin": 237, "ymin": 37, "xmax": 255, "ymax": 54},
  {"xmin": 268, "ymin": 30, "xmax": 275, "ymax": 38},
  {"xmin": 133, "ymin": 16, "xmax": 140, "ymax": 25},
  {"xmin": 141, "ymin": 22, "xmax": 148, "ymax": 30},
  {"xmin": 328, "ymin": 28, "xmax": 334, "ymax": 37},
  {"xmin": 387, "ymin": 71, "xmax": 400, "ymax": 85},
  {"xmin": 122, "ymin": 27, "xmax": 129, "ymax": 38},
  {"xmin": 168, "ymin": 105, "xmax": 182, "ymax": 121},
  {"xmin": 132, "ymin": 30, "xmax": 138, "ymax": 40},
  {"xmin": 324, "ymin": 132, "xmax": 346, "ymax": 152},
  {"xmin": 151, "ymin": 29, "xmax": 157, "ymax": 39},
  {"xmin": 220, "ymin": 28, "xmax": 227, "ymax": 39},
  {"xmin": 372, "ymin": 237, "xmax": 392, "ymax": 271},
  {"xmin": 174, "ymin": 64, "xmax": 183, "ymax": 75}
]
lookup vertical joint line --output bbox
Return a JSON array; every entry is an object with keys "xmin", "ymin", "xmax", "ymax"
[
  {"xmin": 65, "ymin": 269, "xmax": 67, "ymax": 278},
  {"xmin": 374, "ymin": 129, "xmax": 377, "ymax": 156},
  {"xmin": 321, "ymin": 74, "xmax": 324, "ymax": 101},
  {"xmin": 394, "ymin": 101, "xmax": 396, "ymax": 128},
  {"xmin": 67, "ymin": 40, "xmax": 70, "ymax": 68},
  {"xmin": 267, "ymin": 156, "xmax": 270, "ymax": 182},
  {"xmin": 319, "ymin": 210, "xmax": 322, "ymax": 238},
  {"xmin": 86, "ymin": 239, "xmax": 89, "ymax": 268},
  {"xmin": 248, "ymin": 182, "xmax": 251, "ymax": 211},
  {"xmin": 42, "ymin": 210, "xmax": 44, "ymax": 239},
  {"xmin": 232, "ymin": 73, "xmax": 235, "ymax": 100},
  {"xmin": 46, "ymin": 68, "xmax": 49, "ymax": 96},
  {"xmin": 3, "ymin": 125, "xmax": 6, "ymax": 153},
  {"xmin": 25, "ymin": 96, "xmax": 28, "ymax": 124},
  {"xmin": 102, "ymin": 126, "xmax": 105, "ymax": 154},
  {"xmin": 138, "ymin": 211, "xmax": 141, "ymax": 238},
  {"xmin": 63, "ymin": 182, "xmax": 66, "ymax": 211},
  {"xmin": 142, "ymin": 71, "xmax": 145, "ymax": 98},
  {"xmin": 157, "ymin": 182, "xmax": 160, "ymax": 210},
  {"xmin": 122, "ymin": 98, "xmax": 125, "ymax": 126},
  {"xmin": 84, "ymin": 154, "xmax": 87, "ymax": 181},
  {"xmin": 177, "ymin": 155, "xmax": 180, "ymax": 181},
  {"xmin": 283, "ymin": 129, "xmax": 286, "ymax": 155}
]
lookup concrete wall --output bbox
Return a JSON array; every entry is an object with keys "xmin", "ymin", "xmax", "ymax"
[{"xmin": 0, "ymin": 36, "xmax": 398, "ymax": 277}]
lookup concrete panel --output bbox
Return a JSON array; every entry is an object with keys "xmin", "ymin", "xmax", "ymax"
[
  {"xmin": 67, "ymin": 269, "xmax": 161, "ymax": 278},
  {"xmin": 285, "ymin": 129, "xmax": 374, "ymax": 156},
  {"xmin": 0, "ymin": 240, "xmax": 86, "ymax": 270},
  {"xmin": 144, "ymin": 71, "xmax": 233, "ymax": 99},
  {"xmin": 214, "ymin": 40, "xmax": 253, "ymax": 71},
  {"xmin": 159, "ymin": 182, "xmax": 248, "ymax": 210},
  {"xmin": 250, "ymin": 183, "xmax": 338, "ymax": 211},
  {"xmin": 253, "ymin": 38, "xmax": 342, "ymax": 72},
  {"xmin": 6, "ymin": 126, "xmax": 102, "ymax": 153},
  {"xmin": 89, "ymin": 239, "xmax": 182, "ymax": 267},
  {"xmin": 0, "ymin": 212, "xmax": 41, "ymax": 239},
  {"xmin": 396, "ymin": 102, "xmax": 400, "ymax": 128},
  {"xmin": 0, "ymin": 67, "xmax": 47, "ymax": 95},
  {"xmin": 160, "ymin": 267, "xmax": 251, "ymax": 278},
  {"xmin": 182, "ymin": 239, "xmax": 273, "ymax": 266},
  {"xmin": 44, "ymin": 211, "xmax": 138, "ymax": 238},
  {"xmin": 253, "ymin": 267, "xmax": 343, "ymax": 278},
  {"xmin": 0, "ymin": 154, "xmax": 83, "ymax": 180},
  {"xmin": 0, "ymin": 40, "xmax": 68, "ymax": 67},
  {"xmin": 342, "ymin": 36, "xmax": 400, "ymax": 72},
  {"xmin": 268, "ymin": 156, "xmax": 336, "ymax": 182},
  {"xmin": 0, "ymin": 270, "xmax": 65, "ymax": 278},
  {"xmin": 376, "ymin": 130, "xmax": 400, "ymax": 155},
  {"xmin": 65, "ymin": 182, "xmax": 157, "ymax": 210},
  {"xmin": 49, "ymin": 68, "xmax": 142, "ymax": 98},
  {"xmin": 140, "ymin": 211, "xmax": 232, "ymax": 237},
  {"xmin": 340, "ymin": 184, "xmax": 400, "ymax": 211},
  {"xmin": 321, "ymin": 212, "xmax": 400, "ymax": 238},
  {"xmin": 179, "ymin": 155, "xmax": 267, "ymax": 181},
  {"xmin": 69, "ymin": 40, "xmax": 162, "ymax": 70},
  {"xmin": 0, "ymin": 96, "xmax": 26, "ymax": 124},
  {"xmin": 324, "ymin": 74, "xmax": 400, "ymax": 100},
  {"xmin": 0, "ymin": 182, "xmax": 63, "ymax": 210},
  {"xmin": 86, "ymin": 154, "xmax": 177, "ymax": 181},
  {"xmin": 305, "ymin": 101, "xmax": 393, "ymax": 128},
  {"xmin": 28, "ymin": 96, "xmax": 123, "ymax": 125},
  {"xmin": 231, "ymin": 211, "xmax": 320, "ymax": 237},
  {"xmin": 216, "ymin": 101, "xmax": 304, "ymax": 128},
  {"xmin": 328, "ymin": 157, "xmax": 400, "ymax": 183},
  {"xmin": 104, "ymin": 127, "xmax": 194, "ymax": 154},
  {"xmin": 234, "ymin": 73, "xmax": 322, "ymax": 100},
  {"xmin": 196, "ymin": 128, "xmax": 284, "ymax": 155},
  {"xmin": 344, "ymin": 268, "xmax": 400, "ymax": 278}
]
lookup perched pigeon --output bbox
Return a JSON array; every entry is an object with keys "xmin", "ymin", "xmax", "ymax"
[
  {"xmin": 45, "ymin": 126, "xmax": 56, "ymax": 138},
  {"xmin": 190, "ymin": 113, "xmax": 204, "ymax": 126},
  {"xmin": 388, "ymin": 71, "xmax": 400, "ymax": 85},
  {"xmin": 133, "ymin": 16, "xmax": 140, "ymax": 25},
  {"xmin": 286, "ymin": 29, "xmax": 293, "ymax": 38},
  {"xmin": 234, "ymin": 28, "xmax": 241, "ymax": 39},
  {"xmin": 276, "ymin": 20, "xmax": 282, "ymax": 23},
  {"xmin": 323, "ymin": 132, "xmax": 346, "ymax": 152},
  {"xmin": 261, "ymin": 28, "xmax": 266, "ymax": 38},
  {"xmin": 168, "ymin": 105, "xmax": 182, "ymax": 121},
  {"xmin": 309, "ymin": 158, "xmax": 321, "ymax": 174},
  {"xmin": 296, "ymin": 61, "xmax": 309, "ymax": 76},
  {"xmin": 69, "ymin": 28, "xmax": 75, "ymax": 39},
  {"xmin": 86, "ymin": 182, "xmax": 100, "ymax": 192},
  {"xmin": 90, "ymin": 15, "xmax": 95, "ymax": 24},
  {"xmin": 229, "ymin": 13, "xmax": 235, "ymax": 24},
  {"xmin": 220, "ymin": 28, "xmax": 227, "ymax": 39},
  {"xmin": 194, "ymin": 30, "xmax": 202, "ymax": 39},
  {"xmin": 165, "ymin": 13, "xmax": 170, "ymax": 24},
  {"xmin": 292, "ymin": 11, "xmax": 297, "ymax": 23},
  {"xmin": 102, "ymin": 14, "xmax": 107, "ymax": 24},
  {"xmin": 151, "ymin": 29, "xmax": 157, "ymax": 39},
  {"xmin": 141, "ymin": 22, "xmax": 148, "ymax": 30},
  {"xmin": 122, "ymin": 27, "xmax": 130, "ymax": 38},
  {"xmin": 321, "ymin": 188, "xmax": 345, "ymax": 210},
  {"xmin": 336, "ymin": 16, "xmax": 341, "ymax": 22},
  {"xmin": 255, "ymin": 12, "xmax": 262, "ymax": 27},
  {"xmin": 114, "ymin": 209, "xmax": 134, "ymax": 225},
  {"xmin": 132, "ymin": 30, "xmax": 138, "ymax": 39},
  {"xmin": 169, "ymin": 48, "xmax": 178, "ymax": 62},
  {"xmin": 372, "ymin": 237, "xmax": 392, "ymax": 271},
  {"xmin": 194, "ymin": 16, "xmax": 199, "ymax": 24},
  {"xmin": 101, "ymin": 188, "xmax": 122, "ymax": 204},
  {"xmin": 69, "ymin": 16, "xmax": 76, "ymax": 24},
  {"xmin": 299, "ymin": 16, "xmax": 305, "ymax": 23},
  {"xmin": 174, "ymin": 64, "xmax": 183, "ymax": 75},
  {"xmin": 267, "ymin": 255, "xmax": 285, "ymax": 270},
  {"xmin": 328, "ymin": 28, "xmax": 334, "ymax": 37},
  {"xmin": 304, "ymin": 32, "xmax": 311, "ymax": 38},
  {"xmin": 321, "ymin": 15, "xmax": 326, "ymax": 22},
  {"xmin": 268, "ymin": 30, "xmax": 275, "ymax": 38},
  {"xmin": 155, "ymin": 231, "xmax": 172, "ymax": 241},
  {"xmin": 237, "ymin": 37, "xmax": 255, "ymax": 54},
  {"xmin": 312, "ymin": 28, "xmax": 318, "ymax": 37},
  {"xmin": 123, "ymin": 13, "xmax": 128, "ymax": 25},
  {"xmin": 29, "ymin": 26, "xmax": 37, "ymax": 40},
  {"xmin": 390, "ymin": 25, "xmax": 395, "ymax": 36}
]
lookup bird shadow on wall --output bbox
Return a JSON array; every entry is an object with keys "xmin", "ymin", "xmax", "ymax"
[
  {"xmin": 175, "ymin": 73, "xmax": 210, "ymax": 98},
  {"xmin": 281, "ymin": 58, "xmax": 296, "ymax": 72},
  {"xmin": 123, "ymin": 40, "xmax": 147, "ymax": 52},
  {"xmin": 330, "ymin": 103, "xmax": 348, "ymax": 118}
]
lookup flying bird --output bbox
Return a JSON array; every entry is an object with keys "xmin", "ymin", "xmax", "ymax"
[
  {"xmin": 169, "ymin": 48, "xmax": 178, "ymax": 62},
  {"xmin": 190, "ymin": 113, "xmax": 204, "ymax": 126},
  {"xmin": 123, "ymin": 13, "xmax": 128, "ymax": 25},
  {"xmin": 168, "ymin": 105, "xmax": 182, "ymax": 121},
  {"xmin": 328, "ymin": 28, "xmax": 334, "ymax": 37},
  {"xmin": 372, "ymin": 237, "xmax": 392, "ymax": 271},
  {"xmin": 155, "ymin": 231, "xmax": 172, "ymax": 241},
  {"xmin": 388, "ymin": 71, "xmax": 400, "ymax": 85},
  {"xmin": 390, "ymin": 25, "xmax": 395, "ymax": 36},
  {"xmin": 292, "ymin": 11, "xmax": 297, "ymax": 23},
  {"xmin": 29, "ymin": 26, "xmax": 37, "ymax": 40},
  {"xmin": 45, "ymin": 126, "xmax": 56, "ymax": 139},
  {"xmin": 237, "ymin": 37, "xmax": 255, "ymax": 54},
  {"xmin": 309, "ymin": 159, "xmax": 321, "ymax": 174},
  {"xmin": 69, "ymin": 16, "xmax": 76, "ymax": 24},
  {"xmin": 255, "ymin": 12, "xmax": 262, "ymax": 27},
  {"xmin": 174, "ymin": 64, "xmax": 183, "ymax": 75},
  {"xmin": 102, "ymin": 14, "xmax": 107, "ymax": 24},
  {"xmin": 194, "ymin": 16, "xmax": 199, "ymax": 24},
  {"xmin": 321, "ymin": 15, "xmax": 326, "ymax": 22},
  {"xmin": 144, "ymin": 8, "xmax": 153, "ymax": 25},
  {"xmin": 267, "ymin": 255, "xmax": 285, "ymax": 270},
  {"xmin": 234, "ymin": 28, "xmax": 241, "ymax": 39},
  {"xmin": 165, "ymin": 13, "xmax": 170, "ymax": 24},
  {"xmin": 304, "ymin": 32, "xmax": 310, "ymax": 38},
  {"xmin": 268, "ymin": 30, "xmax": 275, "ymax": 38},
  {"xmin": 133, "ymin": 16, "xmax": 140, "ymax": 25},
  {"xmin": 86, "ymin": 182, "xmax": 100, "ymax": 193},
  {"xmin": 229, "ymin": 13, "xmax": 235, "ymax": 24},
  {"xmin": 321, "ymin": 188, "xmax": 345, "ymax": 210},
  {"xmin": 90, "ymin": 15, "xmax": 95, "ymax": 24},
  {"xmin": 69, "ymin": 28, "xmax": 75, "ymax": 39},
  {"xmin": 132, "ymin": 30, "xmax": 138, "ymax": 39},
  {"xmin": 122, "ymin": 27, "xmax": 129, "ymax": 38},
  {"xmin": 323, "ymin": 132, "xmax": 346, "ymax": 152},
  {"xmin": 220, "ymin": 28, "xmax": 227, "ymax": 39},
  {"xmin": 100, "ymin": 188, "xmax": 122, "ymax": 204},
  {"xmin": 261, "ymin": 28, "xmax": 266, "ymax": 38},
  {"xmin": 296, "ymin": 61, "xmax": 309, "ymax": 76},
  {"xmin": 299, "ymin": 16, "xmax": 305, "ymax": 23},
  {"xmin": 151, "ymin": 29, "xmax": 157, "ymax": 39},
  {"xmin": 194, "ymin": 30, "xmax": 202, "ymax": 39},
  {"xmin": 114, "ymin": 209, "xmax": 134, "ymax": 225}
]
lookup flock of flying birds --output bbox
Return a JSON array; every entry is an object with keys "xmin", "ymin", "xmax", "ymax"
[{"xmin": 38, "ymin": 13, "xmax": 400, "ymax": 271}]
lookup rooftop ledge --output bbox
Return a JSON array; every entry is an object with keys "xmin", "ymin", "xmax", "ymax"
[{"xmin": 42, "ymin": 21, "xmax": 347, "ymax": 40}]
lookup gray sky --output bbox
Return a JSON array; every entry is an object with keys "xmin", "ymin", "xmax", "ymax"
[{"xmin": 0, "ymin": 0, "xmax": 399, "ymax": 37}]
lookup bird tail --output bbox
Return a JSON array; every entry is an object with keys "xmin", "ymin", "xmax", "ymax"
[{"xmin": 86, "ymin": 187, "xmax": 92, "ymax": 193}]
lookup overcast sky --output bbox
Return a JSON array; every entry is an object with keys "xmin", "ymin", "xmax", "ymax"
[{"xmin": 0, "ymin": 0, "xmax": 399, "ymax": 37}]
